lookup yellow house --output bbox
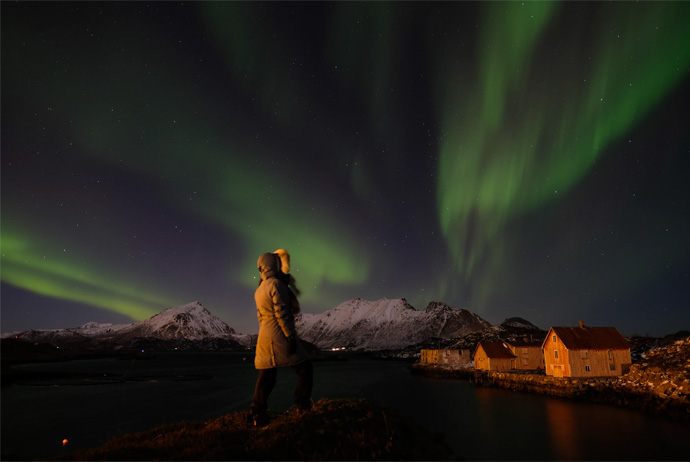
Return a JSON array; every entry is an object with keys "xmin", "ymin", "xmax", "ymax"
[
  {"xmin": 474, "ymin": 340, "xmax": 544, "ymax": 371},
  {"xmin": 474, "ymin": 342, "xmax": 516, "ymax": 371},
  {"xmin": 542, "ymin": 322, "xmax": 631, "ymax": 378}
]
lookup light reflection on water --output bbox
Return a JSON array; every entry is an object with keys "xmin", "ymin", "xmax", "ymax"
[
  {"xmin": 2, "ymin": 353, "xmax": 689, "ymax": 460},
  {"xmin": 546, "ymin": 397, "xmax": 582, "ymax": 461}
]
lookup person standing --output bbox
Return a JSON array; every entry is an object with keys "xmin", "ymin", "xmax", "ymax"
[{"xmin": 251, "ymin": 251, "xmax": 313, "ymax": 426}]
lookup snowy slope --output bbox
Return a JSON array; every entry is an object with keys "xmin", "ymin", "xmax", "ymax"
[
  {"xmin": 73, "ymin": 321, "xmax": 132, "ymax": 336},
  {"xmin": 1, "ymin": 321, "xmax": 132, "ymax": 340},
  {"xmin": 3, "ymin": 321, "xmax": 133, "ymax": 343},
  {"xmin": 295, "ymin": 298, "xmax": 491, "ymax": 350}
]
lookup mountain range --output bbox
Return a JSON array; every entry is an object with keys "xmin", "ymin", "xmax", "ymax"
[
  {"xmin": 3, "ymin": 299, "xmax": 543, "ymax": 353},
  {"xmin": 5, "ymin": 302, "xmax": 253, "ymax": 352}
]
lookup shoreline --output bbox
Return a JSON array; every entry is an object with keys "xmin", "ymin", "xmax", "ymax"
[{"xmin": 410, "ymin": 363, "xmax": 690, "ymax": 421}]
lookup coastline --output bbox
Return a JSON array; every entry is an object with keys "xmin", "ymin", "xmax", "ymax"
[{"xmin": 410, "ymin": 362, "xmax": 690, "ymax": 421}]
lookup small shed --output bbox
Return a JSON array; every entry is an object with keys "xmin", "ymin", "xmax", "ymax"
[
  {"xmin": 473, "ymin": 341, "xmax": 516, "ymax": 371},
  {"xmin": 420, "ymin": 349, "xmax": 471, "ymax": 365},
  {"xmin": 542, "ymin": 322, "xmax": 631, "ymax": 378}
]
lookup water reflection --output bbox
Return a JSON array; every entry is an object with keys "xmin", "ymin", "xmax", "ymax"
[
  {"xmin": 473, "ymin": 386, "xmax": 555, "ymax": 460},
  {"xmin": 3, "ymin": 355, "xmax": 690, "ymax": 461},
  {"xmin": 545, "ymin": 398, "xmax": 582, "ymax": 461}
]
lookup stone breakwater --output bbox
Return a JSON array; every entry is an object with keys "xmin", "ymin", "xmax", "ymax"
[{"xmin": 410, "ymin": 363, "xmax": 689, "ymax": 421}]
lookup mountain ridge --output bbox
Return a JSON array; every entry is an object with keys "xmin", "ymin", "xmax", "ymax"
[
  {"xmin": 295, "ymin": 298, "xmax": 492, "ymax": 350},
  {"xmin": 4, "ymin": 298, "xmax": 542, "ymax": 353}
]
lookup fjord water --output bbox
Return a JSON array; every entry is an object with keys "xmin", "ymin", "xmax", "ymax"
[{"xmin": 2, "ymin": 352, "xmax": 689, "ymax": 460}]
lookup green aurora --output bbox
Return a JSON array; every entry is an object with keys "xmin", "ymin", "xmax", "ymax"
[
  {"xmin": 435, "ymin": 1, "xmax": 690, "ymax": 310},
  {"xmin": 1, "ymin": 2, "xmax": 689, "ymax": 334}
]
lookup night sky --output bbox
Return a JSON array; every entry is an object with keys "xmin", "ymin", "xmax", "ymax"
[{"xmin": 2, "ymin": 1, "xmax": 689, "ymax": 337}]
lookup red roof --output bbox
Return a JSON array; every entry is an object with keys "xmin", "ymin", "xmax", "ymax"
[
  {"xmin": 548, "ymin": 326, "xmax": 629, "ymax": 350},
  {"xmin": 476, "ymin": 341, "xmax": 516, "ymax": 358}
]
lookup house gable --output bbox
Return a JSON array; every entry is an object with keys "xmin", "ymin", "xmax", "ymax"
[
  {"xmin": 543, "ymin": 325, "xmax": 631, "ymax": 378},
  {"xmin": 474, "ymin": 341, "xmax": 516, "ymax": 371}
]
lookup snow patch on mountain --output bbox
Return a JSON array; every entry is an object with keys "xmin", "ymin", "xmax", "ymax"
[{"xmin": 296, "ymin": 298, "xmax": 491, "ymax": 350}]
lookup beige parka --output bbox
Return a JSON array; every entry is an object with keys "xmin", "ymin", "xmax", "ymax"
[{"xmin": 254, "ymin": 253, "xmax": 310, "ymax": 369}]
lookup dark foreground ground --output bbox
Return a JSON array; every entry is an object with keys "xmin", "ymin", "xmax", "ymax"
[{"xmin": 55, "ymin": 398, "xmax": 453, "ymax": 461}]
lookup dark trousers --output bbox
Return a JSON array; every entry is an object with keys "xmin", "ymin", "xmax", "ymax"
[{"xmin": 251, "ymin": 360, "xmax": 313, "ymax": 414}]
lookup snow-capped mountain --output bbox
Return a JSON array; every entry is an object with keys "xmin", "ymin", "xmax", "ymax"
[
  {"xmin": 295, "ymin": 298, "xmax": 491, "ymax": 350},
  {"xmin": 500, "ymin": 317, "xmax": 541, "ymax": 330},
  {"xmin": 109, "ymin": 301, "xmax": 234, "ymax": 340},
  {"xmin": 105, "ymin": 301, "xmax": 253, "ymax": 347}
]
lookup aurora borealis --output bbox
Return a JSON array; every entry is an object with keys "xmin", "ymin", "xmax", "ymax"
[{"xmin": 2, "ymin": 1, "xmax": 689, "ymax": 336}]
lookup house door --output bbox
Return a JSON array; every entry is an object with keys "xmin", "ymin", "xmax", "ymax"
[
  {"xmin": 608, "ymin": 350, "xmax": 616, "ymax": 373},
  {"xmin": 552, "ymin": 365, "xmax": 563, "ymax": 378}
]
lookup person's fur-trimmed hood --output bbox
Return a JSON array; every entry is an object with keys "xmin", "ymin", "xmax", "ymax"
[{"xmin": 257, "ymin": 253, "xmax": 281, "ymax": 280}]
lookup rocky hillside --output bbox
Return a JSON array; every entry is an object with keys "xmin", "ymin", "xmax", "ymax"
[
  {"xmin": 620, "ymin": 333, "xmax": 690, "ymax": 405},
  {"xmin": 295, "ymin": 298, "xmax": 491, "ymax": 350},
  {"xmin": 449, "ymin": 318, "xmax": 546, "ymax": 349}
]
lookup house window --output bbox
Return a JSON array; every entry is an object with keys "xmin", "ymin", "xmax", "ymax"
[
  {"xmin": 581, "ymin": 350, "xmax": 588, "ymax": 359},
  {"xmin": 585, "ymin": 365, "xmax": 590, "ymax": 372},
  {"xmin": 610, "ymin": 364, "xmax": 616, "ymax": 371},
  {"xmin": 554, "ymin": 350, "xmax": 559, "ymax": 359},
  {"xmin": 608, "ymin": 350, "xmax": 613, "ymax": 360},
  {"xmin": 553, "ymin": 335, "xmax": 557, "ymax": 342}
]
